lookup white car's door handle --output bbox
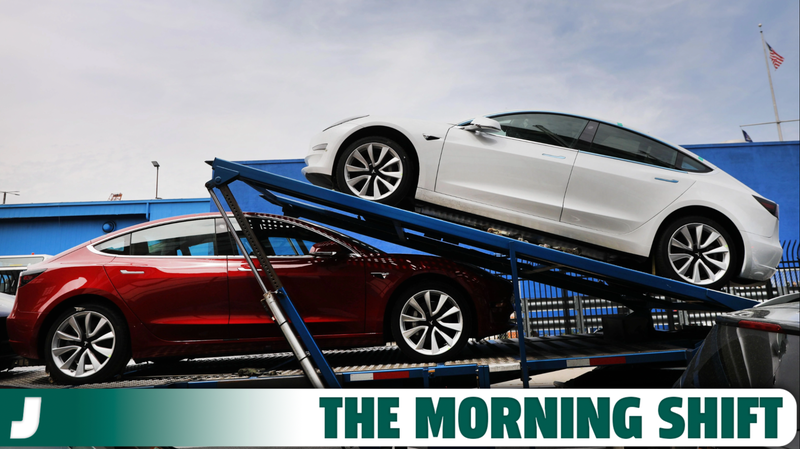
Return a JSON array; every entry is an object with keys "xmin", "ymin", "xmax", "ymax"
[
  {"xmin": 655, "ymin": 178, "xmax": 679, "ymax": 183},
  {"xmin": 119, "ymin": 270, "xmax": 144, "ymax": 274},
  {"xmin": 542, "ymin": 153, "xmax": 566, "ymax": 159}
]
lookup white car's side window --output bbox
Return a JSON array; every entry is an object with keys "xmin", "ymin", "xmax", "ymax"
[
  {"xmin": 491, "ymin": 113, "xmax": 589, "ymax": 149},
  {"xmin": 589, "ymin": 124, "xmax": 680, "ymax": 169}
]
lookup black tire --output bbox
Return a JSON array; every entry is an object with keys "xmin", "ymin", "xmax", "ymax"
[
  {"xmin": 390, "ymin": 282, "xmax": 472, "ymax": 362},
  {"xmin": 335, "ymin": 136, "xmax": 415, "ymax": 206},
  {"xmin": 654, "ymin": 215, "xmax": 738, "ymax": 290},
  {"xmin": 44, "ymin": 303, "xmax": 131, "ymax": 385}
]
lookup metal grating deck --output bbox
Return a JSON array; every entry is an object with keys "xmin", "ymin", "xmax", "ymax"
[{"xmin": 0, "ymin": 334, "xmax": 697, "ymax": 389}]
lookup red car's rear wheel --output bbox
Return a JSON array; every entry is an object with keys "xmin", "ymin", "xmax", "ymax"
[
  {"xmin": 45, "ymin": 303, "xmax": 131, "ymax": 384},
  {"xmin": 390, "ymin": 282, "xmax": 472, "ymax": 362}
]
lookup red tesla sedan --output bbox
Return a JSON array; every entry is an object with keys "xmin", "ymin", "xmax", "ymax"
[{"xmin": 7, "ymin": 213, "xmax": 512, "ymax": 384}]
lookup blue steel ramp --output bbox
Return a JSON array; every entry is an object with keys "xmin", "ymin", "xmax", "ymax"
[{"xmin": 209, "ymin": 158, "xmax": 755, "ymax": 313}]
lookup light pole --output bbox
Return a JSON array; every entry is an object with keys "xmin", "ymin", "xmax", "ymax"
[
  {"xmin": 151, "ymin": 161, "xmax": 160, "ymax": 199},
  {"xmin": 1, "ymin": 190, "xmax": 20, "ymax": 204}
]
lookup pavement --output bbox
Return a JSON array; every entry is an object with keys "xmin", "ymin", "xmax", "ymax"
[{"xmin": 493, "ymin": 366, "xmax": 596, "ymax": 388}]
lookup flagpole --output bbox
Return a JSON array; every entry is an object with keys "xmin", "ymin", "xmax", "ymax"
[{"xmin": 759, "ymin": 23, "xmax": 783, "ymax": 141}]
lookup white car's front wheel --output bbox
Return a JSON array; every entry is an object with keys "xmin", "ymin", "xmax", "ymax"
[
  {"xmin": 655, "ymin": 216, "xmax": 738, "ymax": 290},
  {"xmin": 335, "ymin": 137, "xmax": 414, "ymax": 206}
]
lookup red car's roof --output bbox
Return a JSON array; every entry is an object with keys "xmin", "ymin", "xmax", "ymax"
[{"xmin": 83, "ymin": 212, "xmax": 383, "ymax": 257}]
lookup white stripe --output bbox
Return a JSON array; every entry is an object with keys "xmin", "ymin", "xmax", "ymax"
[
  {"xmin": 489, "ymin": 363, "xmax": 520, "ymax": 372},
  {"xmin": 566, "ymin": 358, "xmax": 590, "ymax": 367},
  {"xmin": 348, "ymin": 373, "xmax": 374, "ymax": 381}
]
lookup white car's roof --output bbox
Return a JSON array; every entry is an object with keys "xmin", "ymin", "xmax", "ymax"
[{"xmin": 454, "ymin": 110, "xmax": 712, "ymax": 165}]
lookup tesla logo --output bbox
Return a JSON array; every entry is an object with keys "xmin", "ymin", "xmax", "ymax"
[{"xmin": 9, "ymin": 397, "xmax": 41, "ymax": 439}]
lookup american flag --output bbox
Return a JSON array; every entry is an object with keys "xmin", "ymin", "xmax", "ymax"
[{"xmin": 766, "ymin": 42, "xmax": 784, "ymax": 69}]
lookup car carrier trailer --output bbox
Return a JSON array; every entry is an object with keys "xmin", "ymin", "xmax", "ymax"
[
  {"xmin": 0, "ymin": 158, "xmax": 757, "ymax": 389},
  {"xmin": 1, "ymin": 331, "xmax": 705, "ymax": 389}
]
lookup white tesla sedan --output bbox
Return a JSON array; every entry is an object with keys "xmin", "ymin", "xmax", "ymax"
[{"xmin": 302, "ymin": 112, "xmax": 782, "ymax": 289}]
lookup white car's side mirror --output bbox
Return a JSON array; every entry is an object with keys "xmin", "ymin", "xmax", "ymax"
[{"xmin": 463, "ymin": 117, "xmax": 502, "ymax": 133}]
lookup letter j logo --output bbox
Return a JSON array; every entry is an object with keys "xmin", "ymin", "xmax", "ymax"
[{"xmin": 10, "ymin": 397, "xmax": 41, "ymax": 439}]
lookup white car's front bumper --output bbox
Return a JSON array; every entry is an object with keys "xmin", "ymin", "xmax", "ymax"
[
  {"xmin": 302, "ymin": 142, "xmax": 336, "ymax": 188},
  {"xmin": 302, "ymin": 121, "xmax": 366, "ymax": 188}
]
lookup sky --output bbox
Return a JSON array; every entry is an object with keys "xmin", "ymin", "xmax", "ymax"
[{"xmin": 1, "ymin": 0, "xmax": 798, "ymax": 204}]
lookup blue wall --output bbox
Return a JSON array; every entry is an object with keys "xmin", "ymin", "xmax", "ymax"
[
  {"xmin": 684, "ymin": 141, "xmax": 799, "ymax": 242},
  {"xmin": 0, "ymin": 199, "xmax": 211, "ymax": 256}
]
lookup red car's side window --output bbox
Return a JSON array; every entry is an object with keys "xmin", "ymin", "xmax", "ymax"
[
  {"xmin": 95, "ymin": 234, "xmax": 131, "ymax": 255},
  {"xmin": 229, "ymin": 217, "xmax": 349, "ymax": 257},
  {"xmin": 130, "ymin": 219, "xmax": 217, "ymax": 256}
]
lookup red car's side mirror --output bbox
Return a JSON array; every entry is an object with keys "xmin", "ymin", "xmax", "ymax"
[{"xmin": 309, "ymin": 241, "xmax": 346, "ymax": 257}]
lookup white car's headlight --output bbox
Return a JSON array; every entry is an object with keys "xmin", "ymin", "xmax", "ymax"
[{"xmin": 323, "ymin": 115, "xmax": 368, "ymax": 132}]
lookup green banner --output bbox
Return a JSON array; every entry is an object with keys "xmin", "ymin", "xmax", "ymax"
[
  {"xmin": 0, "ymin": 389, "xmax": 300, "ymax": 446},
  {"xmin": 0, "ymin": 389, "xmax": 795, "ymax": 446}
]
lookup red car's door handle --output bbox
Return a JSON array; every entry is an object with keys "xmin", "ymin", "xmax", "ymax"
[
  {"xmin": 238, "ymin": 267, "xmax": 263, "ymax": 272},
  {"xmin": 119, "ymin": 270, "xmax": 144, "ymax": 275}
]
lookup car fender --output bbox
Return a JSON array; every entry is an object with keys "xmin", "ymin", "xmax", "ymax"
[
  {"xmin": 360, "ymin": 254, "xmax": 509, "ymax": 338},
  {"xmin": 619, "ymin": 178, "xmax": 781, "ymax": 281},
  {"xmin": 633, "ymin": 169, "xmax": 777, "ymax": 252},
  {"xmin": 559, "ymin": 168, "xmax": 778, "ymax": 258},
  {"xmin": 11, "ymin": 264, "xmax": 152, "ymax": 360},
  {"xmin": 308, "ymin": 116, "xmax": 455, "ymax": 194}
]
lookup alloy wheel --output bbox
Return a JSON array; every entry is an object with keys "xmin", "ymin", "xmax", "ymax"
[
  {"xmin": 50, "ymin": 310, "xmax": 117, "ymax": 378},
  {"xmin": 667, "ymin": 222, "xmax": 731, "ymax": 286},
  {"xmin": 343, "ymin": 142, "xmax": 404, "ymax": 200},
  {"xmin": 398, "ymin": 289, "xmax": 463, "ymax": 356}
]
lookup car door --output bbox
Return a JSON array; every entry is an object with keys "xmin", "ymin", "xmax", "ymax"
[
  {"xmin": 561, "ymin": 123, "xmax": 695, "ymax": 234},
  {"xmin": 226, "ymin": 217, "xmax": 366, "ymax": 340},
  {"xmin": 435, "ymin": 113, "xmax": 588, "ymax": 221},
  {"xmin": 102, "ymin": 218, "xmax": 230, "ymax": 341}
]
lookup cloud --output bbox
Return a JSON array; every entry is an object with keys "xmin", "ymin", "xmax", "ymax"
[{"xmin": 0, "ymin": 0, "xmax": 797, "ymax": 203}]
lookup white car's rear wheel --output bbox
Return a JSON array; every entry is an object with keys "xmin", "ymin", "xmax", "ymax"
[
  {"xmin": 335, "ymin": 137, "xmax": 414, "ymax": 206},
  {"xmin": 655, "ymin": 216, "xmax": 738, "ymax": 290}
]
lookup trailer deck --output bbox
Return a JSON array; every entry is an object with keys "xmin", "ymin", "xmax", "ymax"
[{"xmin": 0, "ymin": 332, "xmax": 701, "ymax": 389}]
